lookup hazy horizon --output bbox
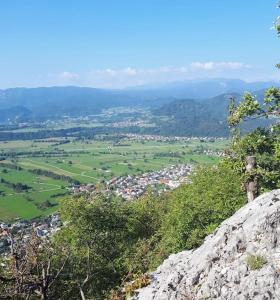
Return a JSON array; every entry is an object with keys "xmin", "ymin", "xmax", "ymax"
[{"xmin": 0, "ymin": 77, "xmax": 279, "ymax": 91}]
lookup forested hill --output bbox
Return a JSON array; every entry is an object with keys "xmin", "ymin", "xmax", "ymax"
[
  {"xmin": 154, "ymin": 93, "xmax": 239, "ymax": 120},
  {"xmin": 152, "ymin": 90, "xmax": 274, "ymax": 137},
  {"xmin": 0, "ymin": 87, "xmax": 153, "ymax": 121},
  {"xmin": 0, "ymin": 79, "xmax": 277, "ymax": 123}
]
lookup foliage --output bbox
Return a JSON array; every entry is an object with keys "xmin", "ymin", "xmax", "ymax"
[
  {"xmin": 227, "ymin": 73, "xmax": 280, "ymax": 192},
  {"xmin": 31, "ymin": 168, "xmax": 80, "ymax": 185},
  {"xmin": 226, "ymin": 9, "xmax": 280, "ymax": 192},
  {"xmin": 48, "ymin": 192, "xmax": 166, "ymax": 299},
  {"xmin": 1, "ymin": 8, "xmax": 279, "ymax": 299},
  {"xmin": 0, "ymin": 233, "xmax": 69, "ymax": 299},
  {"xmin": 0, "ymin": 137, "xmax": 222, "ymax": 221},
  {"xmin": 123, "ymin": 273, "xmax": 151, "ymax": 298},
  {"xmin": 228, "ymin": 93, "xmax": 263, "ymax": 126},
  {"xmin": 6, "ymin": 162, "xmax": 242, "ymax": 299},
  {"xmin": 246, "ymin": 255, "xmax": 267, "ymax": 270},
  {"xmin": 156, "ymin": 164, "xmax": 246, "ymax": 255},
  {"xmin": 0, "ymin": 178, "xmax": 31, "ymax": 192},
  {"xmin": 228, "ymin": 88, "xmax": 280, "ymax": 127},
  {"xmin": 0, "ymin": 163, "xmax": 247, "ymax": 299},
  {"xmin": 225, "ymin": 127, "xmax": 280, "ymax": 192}
]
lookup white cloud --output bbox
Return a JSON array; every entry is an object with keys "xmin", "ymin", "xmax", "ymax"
[
  {"xmin": 50, "ymin": 62, "xmax": 252, "ymax": 88},
  {"xmin": 84, "ymin": 66, "xmax": 191, "ymax": 88},
  {"xmin": 103, "ymin": 69, "xmax": 117, "ymax": 77},
  {"xmin": 57, "ymin": 71, "xmax": 80, "ymax": 81},
  {"xmin": 87, "ymin": 63, "xmax": 250, "ymax": 82},
  {"xmin": 93, "ymin": 67, "xmax": 138, "ymax": 77},
  {"xmin": 123, "ymin": 67, "xmax": 137, "ymax": 76},
  {"xmin": 190, "ymin": 61, "xmax": 251, "ymax": 71}
]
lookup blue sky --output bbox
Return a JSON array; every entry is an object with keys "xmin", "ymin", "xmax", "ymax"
[{"xmin": 0, "ymin": 0, "xmax": 279, "ymax": 88}]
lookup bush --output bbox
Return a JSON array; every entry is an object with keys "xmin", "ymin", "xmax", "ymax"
[
  {"xmin": 4, "ymin": 163, "xmax": 246, "ymax": 299},
  {"xmin": 156, "ymin": 164, "xmax": 246, "ymax": 258},
  {"xmin": 53, "ymin": 192, "xmax": 167, "ymax": 299},
  {"xmin": 226, "ymin": 127, "xmax": 280, "ymax": 192}
]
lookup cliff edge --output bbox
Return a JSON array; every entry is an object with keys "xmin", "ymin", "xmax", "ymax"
[{"xmin": 132, "ymin": 189, "xmax": 280, "ymax": 300}]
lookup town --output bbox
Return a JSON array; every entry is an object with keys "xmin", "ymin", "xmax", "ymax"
[
  {"xmin": 0, "ymin": 214, "xmax": 61, "ymax": 255},
  {"xmin": 106, "ymin": 164, "xmax": 193, "ymax": 200},
  {"xmin": 72, "ymin": 164, "xmax": 193, "ymax": 200},
  {"xmin": 120, "ymin": 133, "xmax": 226, "ymax": 143},
  {"xmin": 1, "ymin": 164, "xmax": 193, "ymax": 255}
]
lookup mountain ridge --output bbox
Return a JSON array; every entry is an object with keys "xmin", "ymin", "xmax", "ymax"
[
  {"xmin": 0, "ymin": 80, "xmax": 277, "ymax": 132},
  {"xmin": 151, "ymin": 89, "xmax": 273, "ymax": 137}
]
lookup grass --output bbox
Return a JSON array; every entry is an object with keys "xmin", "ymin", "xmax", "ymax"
[
  {"xmin": 0, "ymin": 165, "xmax": 67, "ymax": 221},
  {"xmin": 0, "ymin": 138, "xmax": 227, "ymax": 221},
  {"xmin": 246, "ymin": 255, "xmax": 267, "ymax": 270}
]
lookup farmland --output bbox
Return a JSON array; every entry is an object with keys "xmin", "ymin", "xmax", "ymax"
[{"xmin": 0, "ymin": 137, "xmax": 229, "ymax": 221}]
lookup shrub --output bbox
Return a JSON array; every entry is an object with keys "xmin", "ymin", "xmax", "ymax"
[
  {"xmin": 246, "ymin": 254, "xmax": 267, "ymax": 270},
  {"xmin": 156, "ymin": 164, "xmax": 246, "ymax": 257},
  {"xmin": 225, "ymin": 127, "xmax": 280, "ymax": 192}
]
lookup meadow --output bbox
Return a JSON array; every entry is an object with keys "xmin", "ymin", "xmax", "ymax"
[{"xmin": 0, "ymin": 137, "xmax": 228, "ymax": 221}]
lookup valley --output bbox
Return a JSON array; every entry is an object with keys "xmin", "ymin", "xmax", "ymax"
[
  {"xmin": 0, "ymin": 85, "xmax": 274, "ymax": 224},
  {"xmin": 1, "ymin": 2, "xmax": 280, "ymax": 299},
  {"xmin": 0, "ymin": 134, "xmax": 227, "ymax": 221}
]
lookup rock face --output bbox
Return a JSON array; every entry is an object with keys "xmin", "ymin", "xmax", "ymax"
[{"xmin": 132, "ymin": 190, "xmax": 280, "ymax": 300}]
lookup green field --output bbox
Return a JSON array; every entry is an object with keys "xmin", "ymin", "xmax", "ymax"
[{"xmin": 0, "ymin": 138, "xmax": 229, "ymax": 221}]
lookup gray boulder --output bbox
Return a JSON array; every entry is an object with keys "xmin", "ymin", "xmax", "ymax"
[{"xmin": 132, "ymin": 190, "xmax": 280, "ymax": 300}]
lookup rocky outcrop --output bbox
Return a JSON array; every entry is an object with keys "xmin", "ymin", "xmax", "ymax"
[{"xmin": 132, "ymin": 190, "xmax": 280, "ymax": 300}]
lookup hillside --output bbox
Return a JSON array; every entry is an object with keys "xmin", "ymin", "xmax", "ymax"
[
  {"xmin": 0, "ymin": 80, "xmax": 277, "ymax": 123},
  {"xmin": 0, "ymin": 87, "xmax": 150, "ymax": 122},
  {"xmin": 153, "ymin": 91, "xmax": 274, "ymax": 136},
  {"xmin": 132, "ymin": 189, "xmax": 280, "ymax": 300}
]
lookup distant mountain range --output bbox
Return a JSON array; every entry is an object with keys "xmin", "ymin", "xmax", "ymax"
[
  {"xmin": 125, "ymin": 78, "xmax": 278, "ymax": 99},
  {"xmin": 0, "ymin": 86, "xmax": 170, "ymax": 122},
  {"xmin": 0, "ymin": 79, "xmax": 278, "ymax": 124}
]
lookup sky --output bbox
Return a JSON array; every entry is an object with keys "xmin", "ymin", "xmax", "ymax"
[{"xmin": 0, "ymin": 0, "xmax": 279, "ymax": 89}]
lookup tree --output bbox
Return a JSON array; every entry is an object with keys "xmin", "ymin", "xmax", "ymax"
[
  {"xmin": 0, "ymin": 231, "xmax": 69, "ymax": 300},
  {"xmin": 50, "ymin": 193, "xmax": 166, "ymax": 299},
  {"xmin": 228, "ymin": 6, "xmax": 280, "ymax": 127},
  {"xmin": 227, "ymin": 7, "xmax": 280, "ymax": 193},
  {"xmin": 156, "ymin": 164, "xmax": 245, "ymax": 257}
]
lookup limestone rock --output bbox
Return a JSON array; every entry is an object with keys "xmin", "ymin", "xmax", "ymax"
[{"xmin": 132, "ymin": 190, "xmax": 280, "ymax": 300}]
